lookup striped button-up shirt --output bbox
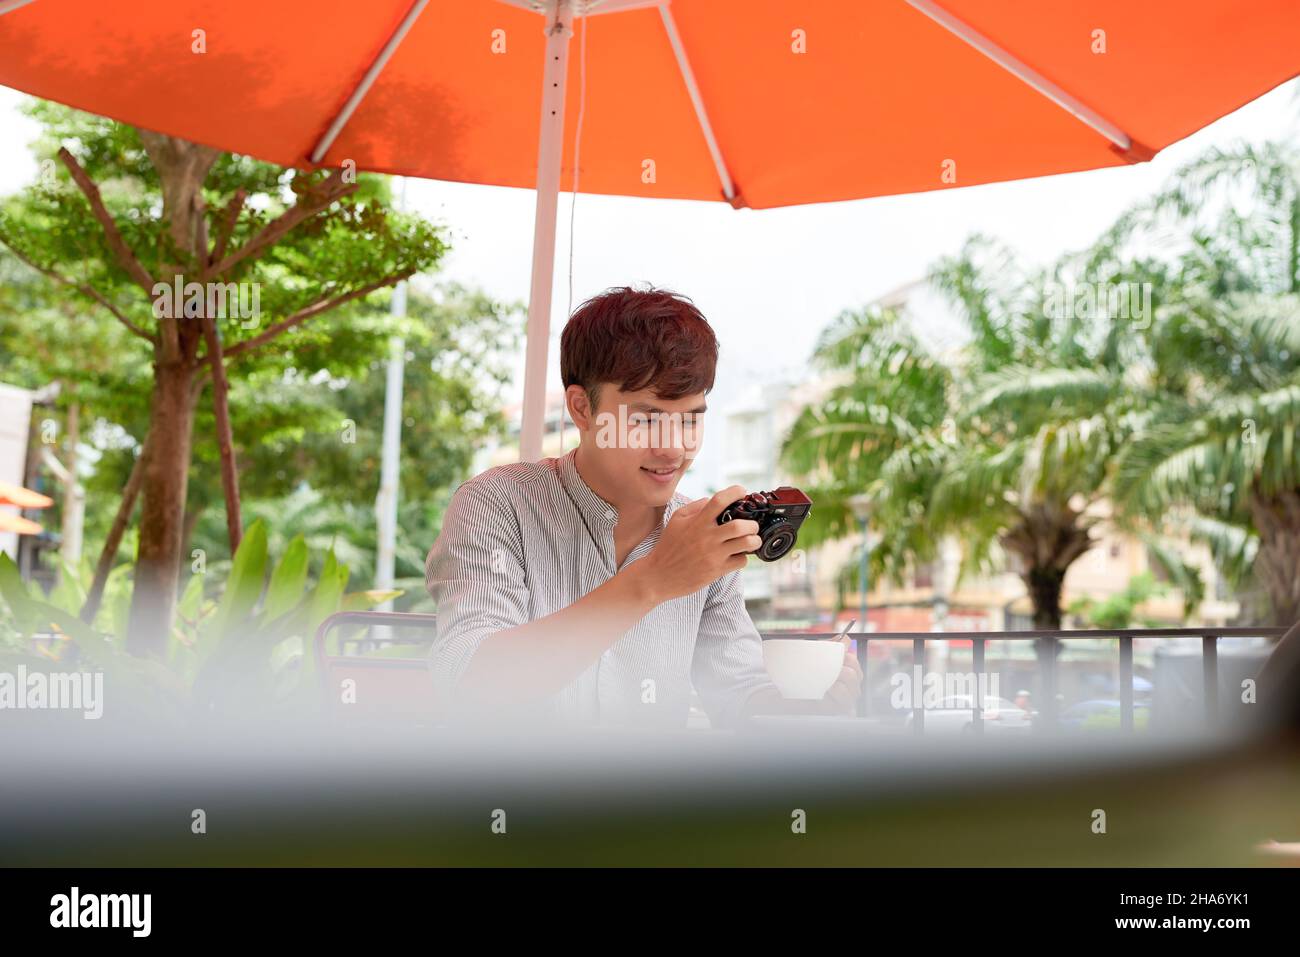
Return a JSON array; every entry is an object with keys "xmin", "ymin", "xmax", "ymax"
[{"xmin": 425, "ymin": 448, "xmax": 778, "ymax": 729}]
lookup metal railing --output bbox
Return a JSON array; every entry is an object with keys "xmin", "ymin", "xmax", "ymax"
[
  {"xmin": 315, "ymin": 613, "xmax": 1287, "ymax": 733},
  {"xmin": 783, "ymin": 626, "xmax": 1287, "ymax": 733}
]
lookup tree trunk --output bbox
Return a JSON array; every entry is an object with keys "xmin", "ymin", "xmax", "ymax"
[
  {"xmin": 125, "ymin": 361, "xmax": 196, "ymax": 656},
  {"xmin": 194, "ymin": 194, "xmax": 243, "ymax": 554},
  {"xmin": 81, "ymin": 431, "xmax": 151, "ymax": 624},
  {"xmin": 1248, "ymin": 486, "xmax": 1300, "ymax": 628},
  {"xmin": 181, "ymin": 500, "xmax": 204, "ymax": 563},
  {"xmin": 122, "ymin": 132, "xmax": 219, "ymax": 656},
  {"xmin": 1002, "ymin": 505, "xmax": 1093, "ymax": 631},
  {"xmin": 199, "ymin": 317, "xmax": 242, "ymax": 553},
  {"xmin": 1024, "ymin": 566, "xmax": 1066, "ymax": 630}
]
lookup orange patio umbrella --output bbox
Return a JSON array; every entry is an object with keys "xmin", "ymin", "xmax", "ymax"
[{"xmin": 1, "ymin": 0, "xmax": 1298, "ymax": 458}]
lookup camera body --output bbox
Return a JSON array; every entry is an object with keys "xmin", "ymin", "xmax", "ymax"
[{"xmin": 716, "ymin": 487, "xmax": 813, "ymax": 562}]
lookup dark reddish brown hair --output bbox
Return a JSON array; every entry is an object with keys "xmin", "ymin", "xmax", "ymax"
[{"xmin": 560, "ymin": 285, "xmax": 718, "ymax": 409}]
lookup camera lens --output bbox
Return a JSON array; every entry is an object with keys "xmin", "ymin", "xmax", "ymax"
[{"xmin": 758, "ymin": 524, "xmax": 796, "ymax": 561}]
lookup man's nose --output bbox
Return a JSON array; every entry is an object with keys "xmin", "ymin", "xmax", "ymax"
[{"xmin": 649, "ymin": 417, "xmax": 686, "ymax": 453}]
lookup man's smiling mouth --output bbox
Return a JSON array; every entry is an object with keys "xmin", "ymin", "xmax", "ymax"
[{"xmin": 641, "ymin": 464, "xmax": 681, "ymax": 483}]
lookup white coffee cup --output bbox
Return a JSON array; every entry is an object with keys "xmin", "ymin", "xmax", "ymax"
[{"xmin": 762, "ymin": 638, "xmax": 845, "ymax": 700}]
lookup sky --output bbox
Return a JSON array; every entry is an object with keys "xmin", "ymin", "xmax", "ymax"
[{"xmin": 1, "ymin": 78, "xmax": 1297, "ymax": 497}]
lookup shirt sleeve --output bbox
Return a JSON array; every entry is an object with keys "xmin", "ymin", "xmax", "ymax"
[
  {"xmin": 691, "ymin": 568, "xmax": 781, "ymax": 730},
  {"xmin": 424, "ymin": 478, "xmax": 530, "ymax": 698}
]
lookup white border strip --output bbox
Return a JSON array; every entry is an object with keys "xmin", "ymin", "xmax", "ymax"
[
  {"xmin": 0, "ymin": 0, "xmax": 39, "ymax": 15},
  {"xmin": 310, "ymin": 0, "xmax": 430, "ymax": 163},
  {"xmin": 658, "ymin": 3, "xmax": 737, "ymax": 201},
  {"xmin": 905, "ymin": 0, "xmax": 1131, "ymax": 151}
]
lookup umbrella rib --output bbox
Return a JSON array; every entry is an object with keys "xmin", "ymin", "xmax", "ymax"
[
  {"xmin": 904, "ymin": 0, "xmax": 1132, "ymax": 153},
  {"xmin": 309, "ymin": 0, "xmax": 430, "ymax": 164},
  {"xmin": 496, "ymin": 0, "xmax": 662, "ymax": 14},
  {"xmin": 0, "ymin": 0, "xmax": 38, "ymax": 16},
  {"xmin": 657, "ymin": 4, "xmax": 738, "ymax": 204},
  {"xmin": 582, "ymin": 0, "xmax": 664, "ymax": 14}
]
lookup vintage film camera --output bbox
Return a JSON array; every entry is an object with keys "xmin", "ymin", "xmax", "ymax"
[{"xmin": 716, "ymin": 487, "xmax": 813, "ymax": 562}]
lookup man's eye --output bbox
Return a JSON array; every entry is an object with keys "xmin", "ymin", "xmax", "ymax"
[{"xmin": 628, "ymin": 414, "xmax": 650, "ymax": 427}]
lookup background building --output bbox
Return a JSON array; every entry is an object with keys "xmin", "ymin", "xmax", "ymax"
[{"xmin": 0, "ymin": 382, "xmax": 34, "ymax": 561}]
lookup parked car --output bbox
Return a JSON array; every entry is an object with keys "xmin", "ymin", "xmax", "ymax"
[
  {"xmin": 1059, "ymin": 699, "xmax": 1150, "ymax": 731},
  {"xmin": 903, "ymin": 695, "xmax": 1032, "ymax": 734}
]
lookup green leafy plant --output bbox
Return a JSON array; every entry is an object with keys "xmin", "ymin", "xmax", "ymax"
[
  {"xmin": 1067, "ymin": 572, "xmax": 1169, "ymax": 630},
  {"xmin": 177, "ymin": 519, "xmax": 401, "ymax": 715},
  {"xmin": 0, "ymin": 519, "xmax": 399, "ymax": 722}
]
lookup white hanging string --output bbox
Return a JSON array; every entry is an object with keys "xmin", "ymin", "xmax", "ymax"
[
  {"xmin": 561, "ymin": 9, "xmax": 589, "ymax": 452},
  {"xmin": 567, "ymin": 8, "xmax": 588, "ymax": 320}
]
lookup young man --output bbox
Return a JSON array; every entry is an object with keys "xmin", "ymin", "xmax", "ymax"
[{"xmin": 425, "ymin": 286, "xmax": 861, "ymax": 729}]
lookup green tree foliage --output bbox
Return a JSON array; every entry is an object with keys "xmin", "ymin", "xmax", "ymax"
[
  {"xmin": 1089, "ymin": 142, "xmax": 1300, "ymax": 625},
  {"xmin": 783, "ymin": 141, "xmax": 1300, "ymax": 629},
  {"xmin": 784, "ymin": 235, "xmax": 1140, "ymax": 629},
  {"xmin": 185, "ymin": 283, "xmax": 519, "ymax": 601},
  {"xmin": 0, "ymin": 100, "xmax": 517, "ymax": 648},
  {"xmin": 0, "ymin": 100, "xmax": 451, "ymax": 653}
]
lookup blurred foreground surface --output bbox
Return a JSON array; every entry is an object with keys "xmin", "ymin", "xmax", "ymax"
[{"xmin": 2, "ymin": 716, "xmax": 1298, "ymax": 867}]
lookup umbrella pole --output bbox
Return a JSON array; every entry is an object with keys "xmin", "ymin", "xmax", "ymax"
[{"xmin": 520, "ymin": 1, "xmax": 574, "ymax": 463}]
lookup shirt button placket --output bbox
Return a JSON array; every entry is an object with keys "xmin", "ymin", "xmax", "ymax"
[
  {"xmin": 597, "ymin": 507, "xmax": 619, "ymax": 718},
  {"xmin": 603, "ymin": 509, "xmax": 617, "ymax": 572}
]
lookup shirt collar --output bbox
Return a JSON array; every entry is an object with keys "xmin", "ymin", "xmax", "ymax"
[{"xmin": 558, "ymin": 448, "xmax": 686, "ymax": 530}]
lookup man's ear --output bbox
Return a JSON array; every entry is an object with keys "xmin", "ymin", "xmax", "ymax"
[{"xmin": 566, "ymin": 384, "xmax": 595, "ymax": 431}]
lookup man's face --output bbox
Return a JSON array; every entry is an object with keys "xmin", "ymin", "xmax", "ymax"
[{"xmin": 569, "ymin": 382, "xmax": 706, "ymax": 509}]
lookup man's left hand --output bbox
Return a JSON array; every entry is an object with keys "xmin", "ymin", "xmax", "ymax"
[{"xmin": 823, "ymin": 636, "xmax": 863, "ymax": 716}]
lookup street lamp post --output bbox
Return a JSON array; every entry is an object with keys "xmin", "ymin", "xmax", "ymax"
[
  {"xmin": 375, "ymin": 176, "xmax": 408, "ymax": 643},
  {"xmin": 847, "ymin": 493, "xmax": 872, "ymax": 715}
]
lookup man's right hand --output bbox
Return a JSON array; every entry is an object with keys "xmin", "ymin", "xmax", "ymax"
[{"xmin": 629, "ymin": 485, "xmax": 761, "ymax": 604}]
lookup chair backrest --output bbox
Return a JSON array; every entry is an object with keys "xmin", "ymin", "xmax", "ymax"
[{"xmin": 314, "ymin": 611, "xmax": 442, "ymax": 725}]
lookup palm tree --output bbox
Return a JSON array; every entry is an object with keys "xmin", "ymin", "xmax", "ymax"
[
  {"xmin": 926, "ymin": 368, "xmax": 1128, "ymax": 628},
  {"xmin": 783, "ymin": 237, "xmax": 1140, "ymax": 629},
  {"xmin": 1112, "ymin": 290, "xmax": 1300, "ymax": 625},
  {"xmin": 780, "ymin": 304, "xmax": 951, "ymax": 589},
  {"xmin": 917, "ymin": 236, "xmax": 1145, "ymax": 629},
  {"xmin": 1091, "ymin": 141, "xmax": 1300, "ymax": 626}
]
